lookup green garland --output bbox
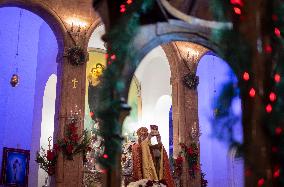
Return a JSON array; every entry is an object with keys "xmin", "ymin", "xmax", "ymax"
[
  {"xmin": 93, "ymin": 1, "xmax": 155, "ymax": 169},
  {"xmin": 210, "ymin": 0, "xmax": 284, "ymax": 186}
]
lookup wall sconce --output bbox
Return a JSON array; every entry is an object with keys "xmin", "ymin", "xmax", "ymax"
[
  {"xmin": 66, "ymin": 17, "xmax": 88, "ymax": 44},
  {"xmin": 186, "ymin": 48, "xmax": 200, "ymax": 63}
]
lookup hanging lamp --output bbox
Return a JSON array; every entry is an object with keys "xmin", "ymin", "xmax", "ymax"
[{"xmin": 10, "ymin": 10, "xmax": 23, "ymax": 87}]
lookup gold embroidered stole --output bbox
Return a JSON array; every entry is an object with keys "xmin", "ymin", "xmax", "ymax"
[{"xmin": 141, "ymin": 139, "xmax": 164, "ymax": 180}]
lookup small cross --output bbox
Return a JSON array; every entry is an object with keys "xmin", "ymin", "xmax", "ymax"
[
  {"xmin": 48, "ymin": 136, "xmax": 52, "ymax": 150},
  {"xmin": 72, "ymin": 78, "xmax": 78, "ymax": 88}
]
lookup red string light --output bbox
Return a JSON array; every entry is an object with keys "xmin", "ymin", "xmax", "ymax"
[
  {"xmin": 120, "ymin": 4, "xmax": 126, "ymax": 13},
  {"xmin": 249, "ymin": 88, "xmax": 256, "ymax": 97},
  {"xmin": 103, "ymin": 154, "xmax": 108, "ymax": 159},
  {"xmin": 110, "ymin": 54, "xmax": 116, "ymax": 60},
  {"xmin": 264, "ymin": 45, "xmax": 272, "ymax": 54},
  {"xmin": 274, "ymin": 74, "xmax": 281, "ymax": 83},
  {"xmin": 233, "ymin": 7, "xmax": 242, "ymax": 15},
  {"xmin": 275, "ymin": 127, "xmax": 283, "ymax": 135},
  {"xmin": 273, "ymin": 168, "xmax": 280, "ymax": 178},
  {"xmin": 274, "ymin": 27, "xmax": 281, "ymax": 37},
  {"xmin": 105, "ymin": 53, "xmax": 109, "ymax": 59},
  {"xmin": 126, "ymin": 0, "xmax": 133, "ymax": 4},
  {"xmin": 269, "ymin": 92, "xmax": 277, "ymax": 102},
  {"xmin": 272, "ymin": 14, "xmax": 278, "ymax": 22},
  {"xmin": 243, "ymin": 72, "xmax": 250, "ymax": 81},
  {"xmin": 257, "ymin": 178, "xmax": 265, "ymax": 187},
  {"xmin": 272, "ymin": 146, "xmax": 279, "ymax": 153},
  {"xmin": 101, "ymin": 169, "xmax": 107, "ymax": 174},
  {"xmin": 266, "ymin": 104, "xmax": 272, "ymax": 113},
  {"xmin": 230, "ymin": 0, "xmax": 244, "ymax": 6},
  {"xmin": 90, "ymin": 112, "xmax": 94, "ymax": 117}
]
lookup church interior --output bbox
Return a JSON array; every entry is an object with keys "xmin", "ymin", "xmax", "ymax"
[{"xmin": 0, "ymin": 1, "xmax": 283, "ymax": 187}]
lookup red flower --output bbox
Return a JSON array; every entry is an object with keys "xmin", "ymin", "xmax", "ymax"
[
  {"xmin": 69, "ymin": 124, "xmax": 78, "ymax": 134},
  {"xmin": 47, "ymin": 150, "xmax": 55, "ymax": 161},
  {"xmin": 53, "ymin": 144, "xmax": 60, "ymax": 153},
  {"xmin": 187, "ymin": 147, "xmax": 193, "ymax": 155},
  {"xmin": 66, "ymin": 144, "xmax": 73, "ymax": 154},
  {"xmin": 176, "ymin": 156, "xmax": 183, "ymax": 165},
  {"xmin": 71, "ymin": 133, "xmax": 79, "ymax": 142},
  {"xmin": 180, "ymin": 143, "xmax": 186, "ymax": 149},
  {"xmin": 146, "ymin": 180, "xmax": 153, "ymax": 186},
  {"xmin": 193, "ymin": 165, "xmax": 200, "ymax": 171}
]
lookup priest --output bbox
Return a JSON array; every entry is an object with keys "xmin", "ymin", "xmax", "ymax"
[{"xmin": 132, "ymin": 126, "xmax": 174, "ymax": 187}]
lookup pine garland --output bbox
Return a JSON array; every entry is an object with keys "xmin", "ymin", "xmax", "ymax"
[
  {"xmin": 92, "ymin": 0, "xmax": 155, "ymax": 169},
  {"xmin": 210, "ymin": 0, "xmax": 284, "ymax": 185}
]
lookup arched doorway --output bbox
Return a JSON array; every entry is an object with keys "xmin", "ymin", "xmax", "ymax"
[
  {"xmin": 120, "ymin": 40, "xmax": 243, "ymax": 186},
  {"xmin": 0, "ymin": 6, "xmax": 63, "ymax": 187}
]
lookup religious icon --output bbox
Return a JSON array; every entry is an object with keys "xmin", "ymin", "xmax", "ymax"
[
  {"xmin": 1, "ymin": 147, "xmax": 30, "ymax": 187},
  {"xmin": 10, "ymin": 74, "xmax": 19, "ymax": 87},
  {"xmin": 131, "ymin": 126, "xmax": 175, "ymax": 187},
  {"xmin": 87, "ymin": 63, "xmax": 105, "ymax": 121}
]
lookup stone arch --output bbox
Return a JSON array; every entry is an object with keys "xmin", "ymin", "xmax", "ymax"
[
  {"xmin": 0, "ymin": 2, "xmax": 66, "ymax": 186},
  {"xmin": 0, "ymin": 0, "xmax": 66, "ymax": 60},
  {"xmin": 85, "ymin": 19, "xmax": 104, "ymax": 48},
  {"xmin": 121, "ymin": 37, "xmax": 209, "ymax": 186}
]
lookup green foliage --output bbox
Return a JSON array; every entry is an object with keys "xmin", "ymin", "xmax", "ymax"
[
  {"xmin": 92, "ymin": 0, "xmax": 155, "ymax": 169},
  {"xmin": 211, "ymin": 0, "xmax": 284, "ymax": 185}
]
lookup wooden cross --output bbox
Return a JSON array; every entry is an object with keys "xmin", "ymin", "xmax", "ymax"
[{"xmin": 72, "ymin": 78, "xmax": 78, "ymax": 88}]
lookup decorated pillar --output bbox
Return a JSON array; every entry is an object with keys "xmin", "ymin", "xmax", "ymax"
[{"xmin": 55, "ymin": 30, "xmax": 88, "ymax": 187}]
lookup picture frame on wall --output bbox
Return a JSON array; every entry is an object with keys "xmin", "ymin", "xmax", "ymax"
[{"xmin": 1, "ymin": 147, "xmax": 30, "ymax": 187}]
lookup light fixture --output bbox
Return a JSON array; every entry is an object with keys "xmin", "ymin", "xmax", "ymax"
[
  {"xmin": 186, "ymin": 48, "xmax": 200, "ymax": 63},
  {"xmin": 66, "ymin": 17, "xmax": 88, "ymax": 44},
  {"xmin": 10, "ymin": 9, "xmax": 23, "ymax": 87}
]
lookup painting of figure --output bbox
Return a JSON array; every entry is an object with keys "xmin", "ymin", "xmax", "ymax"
[{"xmin": 1, "ymin": 147, "xmax": 30, "ymax": 187}]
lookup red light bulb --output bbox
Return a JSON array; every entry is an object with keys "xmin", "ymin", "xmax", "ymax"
[
  {"xmin": 233, "ymin": 7, "xmax": 242, "ymax": 15},
  {"xmin": 274, "ymin": 74, "xmax": 281, "ymax": 83},
  {"xmin": 120, "ymin": 5, "xmax": 126, "ymax": 13},
  {"xmin": 272, "ymin": 146, "xmax": 278, "ymax": 153},
  {"xmin": 269, "ymin": 92, "xmax": 277, "ymax": 102},
  {"xmin": 249, "ymin": 88, "xmax": 256, "ymax": 97},
  {"xmin": 275, "ymin": 127, "xmax": 283, "ymax": 135},
  {"xmin": 126, "ymin": 0, "xmax": 133, "ymax": 4},
  {"xmin": 272, "ymin": 14, "xmax": 278, "ymax": 21},
  {"xmin": 273, "ymin": 169, "xmax": 280, "ymax": 178},
  {"xmin": 266, "ymin": 104, "xmax": 272, "ymax": 113},
  {"xmin": 243, "ymin": 72, "xmax": 250, "ymax": 81},
  {"xmin": 230, "ymin": 0, "xmax": 244, "ymax": 6},
  {"xmin": 257, "ymin": 178, "xmax": 265, "ymax": 187},
  {"xmin": 110, "ymin": 54, "xmax": 116, "ymax": 60},
  {"xmin": 103, "ymin": 154, "xmax": 108, "ymax": 159},
  {"xmin": 274, "ymin": 28, "xmax": 281, "ymax": 37},
  {"xmin": 264, "ymin": 45, "xmax": 272, "ymax": 54}
]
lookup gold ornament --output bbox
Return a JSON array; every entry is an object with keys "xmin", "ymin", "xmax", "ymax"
[{"xmin": 10, "ymin": 74, "xmax": 19, "ymax": 87}]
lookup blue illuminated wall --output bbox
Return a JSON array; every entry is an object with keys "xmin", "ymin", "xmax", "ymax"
[
  {"xmin": 197, "ymin": 53, "xmax": 243, "ymax": 187},
  {"xmin": 0, "ymin": 7, "xmax": 58, "ymax": 186}
]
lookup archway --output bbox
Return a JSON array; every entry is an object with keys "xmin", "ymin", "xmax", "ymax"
[
  {"xmin": 0, "ymin": 7, "xmax": 61, "ymax": 187},
  {"xmin": 120, "ymin": 40, "xmax": 243, "ymax": 186}
]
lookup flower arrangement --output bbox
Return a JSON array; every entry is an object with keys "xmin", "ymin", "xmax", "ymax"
[
  {"xmin": 127, "ymin": 179, "xmax": 167, "ymax": 187},
  {"xmin": 36, "ymin": 110, "xmax": 92, "ymax": 176},
  {"xmin": 183, "ymin": 72, "xmax": 199, "ymax": 90},
  {"xmin": 57, "ymin": 114, "xmax": 92, "ymax": 160},
  {"xmin": 36, "ymin": 145, "xmax": 59, "ymax": 176},
  {"xmin": 172, "ymin": 155, "xmax": 183, "ymax": 179},
  {"xmin": 66, "ymin": 45, "xmax": 87, "ymax": 66},
  {"xmin": 180, "ymin": 142, "xmax": 199, "ymax": 179}
]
